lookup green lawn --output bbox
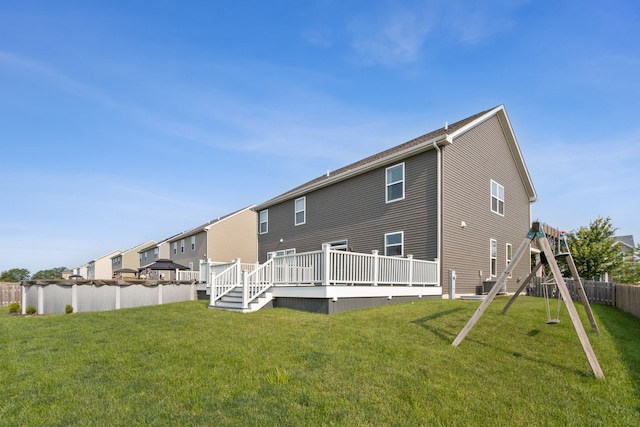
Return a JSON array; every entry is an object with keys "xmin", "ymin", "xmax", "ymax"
[{"xmin": 2, "ymin": 297, "xmax": 639, "ymax": 426}]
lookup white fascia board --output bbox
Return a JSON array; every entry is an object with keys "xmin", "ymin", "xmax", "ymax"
[
  {"xmin": 204, "ymin": 205, "xmax": 256, "ymax": 231},
  {"xmin": 448, "ymin": 105, "xmax": 538, "ymax": 203}
]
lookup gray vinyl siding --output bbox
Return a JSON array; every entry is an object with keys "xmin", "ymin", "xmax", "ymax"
[
  {"xmin": 170, "ymin": 232, "xmax": 207, "ymax": 270},
  {"xmin": 441, "ymin": 115, "xmax": 531, "ymax": 294},
  {"xmin": 258, "ymin": 152, "xmax": 438, "ymax": 262}
]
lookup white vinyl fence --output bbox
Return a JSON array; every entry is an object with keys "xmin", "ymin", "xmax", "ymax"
[{"xmin": 20, "ymin": 280, "xmax": 197, "ymax": 315}]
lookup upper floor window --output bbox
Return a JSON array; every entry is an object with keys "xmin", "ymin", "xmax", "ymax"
[
  {"xmin": 259, "ymin": 210, "xmax": 268, "ymax": 234},
  {"xmin": 385, "ymin": 231, "xmax": 404, "ymax": 257},
  {"xmin": 295, "ymin": 197, "xmax": 306, "ymax": 226},
  {"xmin": 180, "ymin": 239, "xmax": 185, "ymax": 253},
  {"xmin": 153, "ymin": 248, "xmax": 159, "ymax": 259},
  {"xmin": 490, "ymin": 239, "xmax": 498, "ymax": 276},
  {"xmin": 491, "ymin": 180, "xmax": 504, "ymax": 215},
  {"xmin": 386, "ymin": 163, "xmax": 405, "ymax": 203},
  {"xmin": 191, "ymin": 236, "xmax": 196, "ymax": 251},
  {"xmin": 144, "ymin": 252, "xmax": 147, "ymax": 261},
  {"xmin": 173, "ymin": 242, "xmax": 177, "ymax": 255}
]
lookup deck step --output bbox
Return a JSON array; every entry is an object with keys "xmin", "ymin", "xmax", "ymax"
[{"xmin": 209, "ymin": 286, "xmax": 273, "ymax": 313}]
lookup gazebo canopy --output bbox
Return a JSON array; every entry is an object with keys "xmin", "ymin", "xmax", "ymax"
[{"xmin": 141, "ymin": 259, "xmax": 190, "ymax": 271}]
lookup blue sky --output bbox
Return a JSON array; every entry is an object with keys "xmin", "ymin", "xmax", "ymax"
[{"xmin": 1, "ymin": 0, "xmax": 638, "ymax": 274}]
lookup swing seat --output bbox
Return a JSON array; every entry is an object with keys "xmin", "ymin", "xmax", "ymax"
[{"xmin": 546, "ymin": 319, "xmax": 560, "ymax": 324}]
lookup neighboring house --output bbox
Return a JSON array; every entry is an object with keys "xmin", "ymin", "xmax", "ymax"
[
  {"xmin": 138, "ymin": 239, "xmax": 172, "ymax": 269},
  {"xmin": 111, "ymin": 240, "xmax": 156, "ymax": 278},
  {"xmin": 255, "ymin": 105, "xmax": 537, "ymax": 296},
  {"xmin": 87, "ymin": 250, "xmax": 121, "ymax": 280},
  {"xmin": 73, "ymin": 264, "xmax": 89, "ymax": 279},
  {"xmin": 167, "ymin": 205, "xmax": 258, "ymax": 272},
  {"xmin": 614, "ymin": 235, "xmax": 636, "ymax": 260}
]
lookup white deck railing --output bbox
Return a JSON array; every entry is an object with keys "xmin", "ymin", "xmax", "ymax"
[
  {"xmin": 207, "ymin": 245, "xmax": 440, "ymax": 309},
  {"xmin": 209, "ymin": 260, "xmax": 241, "ymax": 304},
  {"xmin": 177, "ymin": 270, "xmax": 200, "ymax": 281}
]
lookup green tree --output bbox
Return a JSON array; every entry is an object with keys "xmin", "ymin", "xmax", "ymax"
[
  {"xmin": 31, "ymin": 267, "xmax": 67, "ymax": 280},
  {"xmin": 566, "ymin": 217, "xmax": 623, "ymax": 281},
  {"xmin": 0, "ymin": 268, "xmax": 31, "ymax": 282}
]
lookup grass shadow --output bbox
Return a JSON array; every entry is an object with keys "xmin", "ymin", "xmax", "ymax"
[
  {"xmin": 591, "ymin": 303, "xmax": 640, "ymax": 400},
  {"xmin": 411, "ymin": 308, "xmax": 465, "ymax": 343}
]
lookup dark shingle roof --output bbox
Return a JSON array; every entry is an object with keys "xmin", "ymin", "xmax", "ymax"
[{"xmin": 257, "ymin": 106, "xmax": 498, "ymax": 208}]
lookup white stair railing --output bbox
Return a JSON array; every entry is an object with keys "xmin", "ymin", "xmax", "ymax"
[
  {"xmin": 242, "ymin": 258, "xmax": 276, "ymax": 309},
  {"xmin": 209, "ymin": 259, "xmax": 241, "ymax": 305}
]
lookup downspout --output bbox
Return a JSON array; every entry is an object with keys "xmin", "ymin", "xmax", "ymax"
[{"xmin": 432, "ymin": 141, "xmax": 442, "ymax": 278}]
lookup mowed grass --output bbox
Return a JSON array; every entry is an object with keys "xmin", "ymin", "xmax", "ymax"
[{"xmin": 2, "ymin": 297, "xmax": 640, "ymax": 426}]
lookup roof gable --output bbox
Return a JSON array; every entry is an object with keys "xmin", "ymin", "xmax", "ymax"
[{"xmin": 256, "ymin": 105, "xmax": 536, "ymax": 208}]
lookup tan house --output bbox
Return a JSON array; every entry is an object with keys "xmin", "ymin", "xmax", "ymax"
[
  {"xmin": 168, "ymin": 205, "xmax": 257, "ymax": 272},
  {"xmin": 111, "ymin": 240, "xmax": 156, "ymax": 278},
  {"xmin": 87, "ymin": 250, "xmax": 121, "ymax": 280}
]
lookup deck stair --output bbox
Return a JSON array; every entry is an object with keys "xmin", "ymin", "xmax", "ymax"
[{"xmin": 210, "ymin": 285, "xmax": 273, "ymax": 313}]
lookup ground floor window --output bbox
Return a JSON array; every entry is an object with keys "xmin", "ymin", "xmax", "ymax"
[
  {"xmin": 490, "ymin": 239, "xmax": 497, "ymax": 276},
  {"xmin": 385, "ymin": 232, "xmax": 403, "ymax": 256}
]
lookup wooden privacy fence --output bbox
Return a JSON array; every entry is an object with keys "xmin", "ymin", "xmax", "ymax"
[
  {"xmin": 527, "ymin": 277, "xmax": 616, "ymax": 306},
  {"xmin": 616, "ymin": 284, "xmax": 640, "ymax": 319},
  {"xmin": 0, "ymin": 283, "xmax": 21, "ymax": 306}
]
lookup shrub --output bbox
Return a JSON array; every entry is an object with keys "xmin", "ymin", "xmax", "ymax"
[
  {"xmin": 65, "ymin": 304, "xmax": 73, "ymax": 314},
  {"xmin": 25, "ymin": 306, "xmax": 36, "ymax": 315},
  {"xmin": 8, "ymin": 302, "xmax": 20, "ymax": 314}
]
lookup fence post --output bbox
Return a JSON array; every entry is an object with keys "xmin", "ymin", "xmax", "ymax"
[
  {"xmin": 21, "ymin": 284, "xmax": 27, "ymax": 315},
  {"xmin": 116, "ymin": 284, "xmax": 121, "ymax": 310},
  {"xmin": 372, "ymin": 250, "xmax": 379, "ymax": 286},
  {"xmin": 72, "ymin": 283, "xmax": 78, "ymax": 313},
  {"xmin": 37, "ymin": 285, "xmax": 44, "ymax": 315},
  {"xmin": 158, "ymin": 283, "xmax": 163, "ymax": 305},
  {"xmin": 322, "ymin": 244, "xmax": 331, "ymax": 286},
  {"xmin": 407, "ymin": 254, "xmax": 414, "ymax": 286}
]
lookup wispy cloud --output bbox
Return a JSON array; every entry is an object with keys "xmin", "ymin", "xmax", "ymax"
[{"xmin": 342, "ymin": 0, "xmax": 529, "ymax": 66}]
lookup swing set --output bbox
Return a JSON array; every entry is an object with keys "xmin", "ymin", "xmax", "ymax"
[{"xmin": 452, "ymin": 223, "xmax": 604, "ymax": 379}]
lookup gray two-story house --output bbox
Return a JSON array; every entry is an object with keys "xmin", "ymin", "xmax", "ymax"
[{"xmin": 255, "ymin": 105, "xmax": 537, "ymax": 297}]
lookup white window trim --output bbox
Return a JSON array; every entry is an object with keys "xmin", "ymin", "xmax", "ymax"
[
  {"xmin": 384, "ymin": 231, "xmax": 404, "ymax": 257},
  {"xmin": 491, "ymin": 180, "xmax": 505, "ymax": 216},
  {"xmin": 490, "ymin": 239, "xmax": 498, "ymax": 277},
  {"xmin": 267, "ymin": 248, "xmax": 296, "ymax": 259},
  {"xmin": 259, "ymin": 210, "xmax": 268, "ymax": 234},
  {"xmin": 180, "ymin": 239, "xmax": 185, "ymax": 254},
  {"xmin": 173, "ymin": 242, "xmax": 177, "ymax": 255},
  {"xmin": 191, "ymin": 236, "xmax": 196, "ymax": 251},
  {"xmin": 295, "ymin": 197, "xmax": 306, "ymax": 226},
  {"xmin": 385, "ymin": 163, "xmax": 405, "ymax": 203},
  {"xmin": 324, "ymin": 240, "xmax": 349, "ymax": 251},
  {"xmin": 506, "ymin": 243, "xmax": 512, "ymax": 278}
]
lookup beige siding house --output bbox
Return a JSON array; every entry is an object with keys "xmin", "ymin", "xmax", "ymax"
[
  {"xmin": 111, "ymin": 240, "xmax": 156, "ymax": 278},
  {"xmin": 87, "ymin": 250, "xmax": 121, "ymax": 280},
  {"xmin": 168, "ymin": 206, "xmax": 257, "ymax": 271}
]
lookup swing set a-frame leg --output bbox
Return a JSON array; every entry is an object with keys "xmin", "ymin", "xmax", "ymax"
[
  {"xmin": 501, "ymin": 260, "xmax": 543, "ymax": 315},
  {"xmin": 451, "ymin": 235, "xmax": 532, "ymax": 347},
  {"xmin": 451, "ymin": 223, "xmax": 604, "ymax": 379},
  {"xmin": 537, "ymin": 236, "xmax": 604, "ymax": 379}
]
